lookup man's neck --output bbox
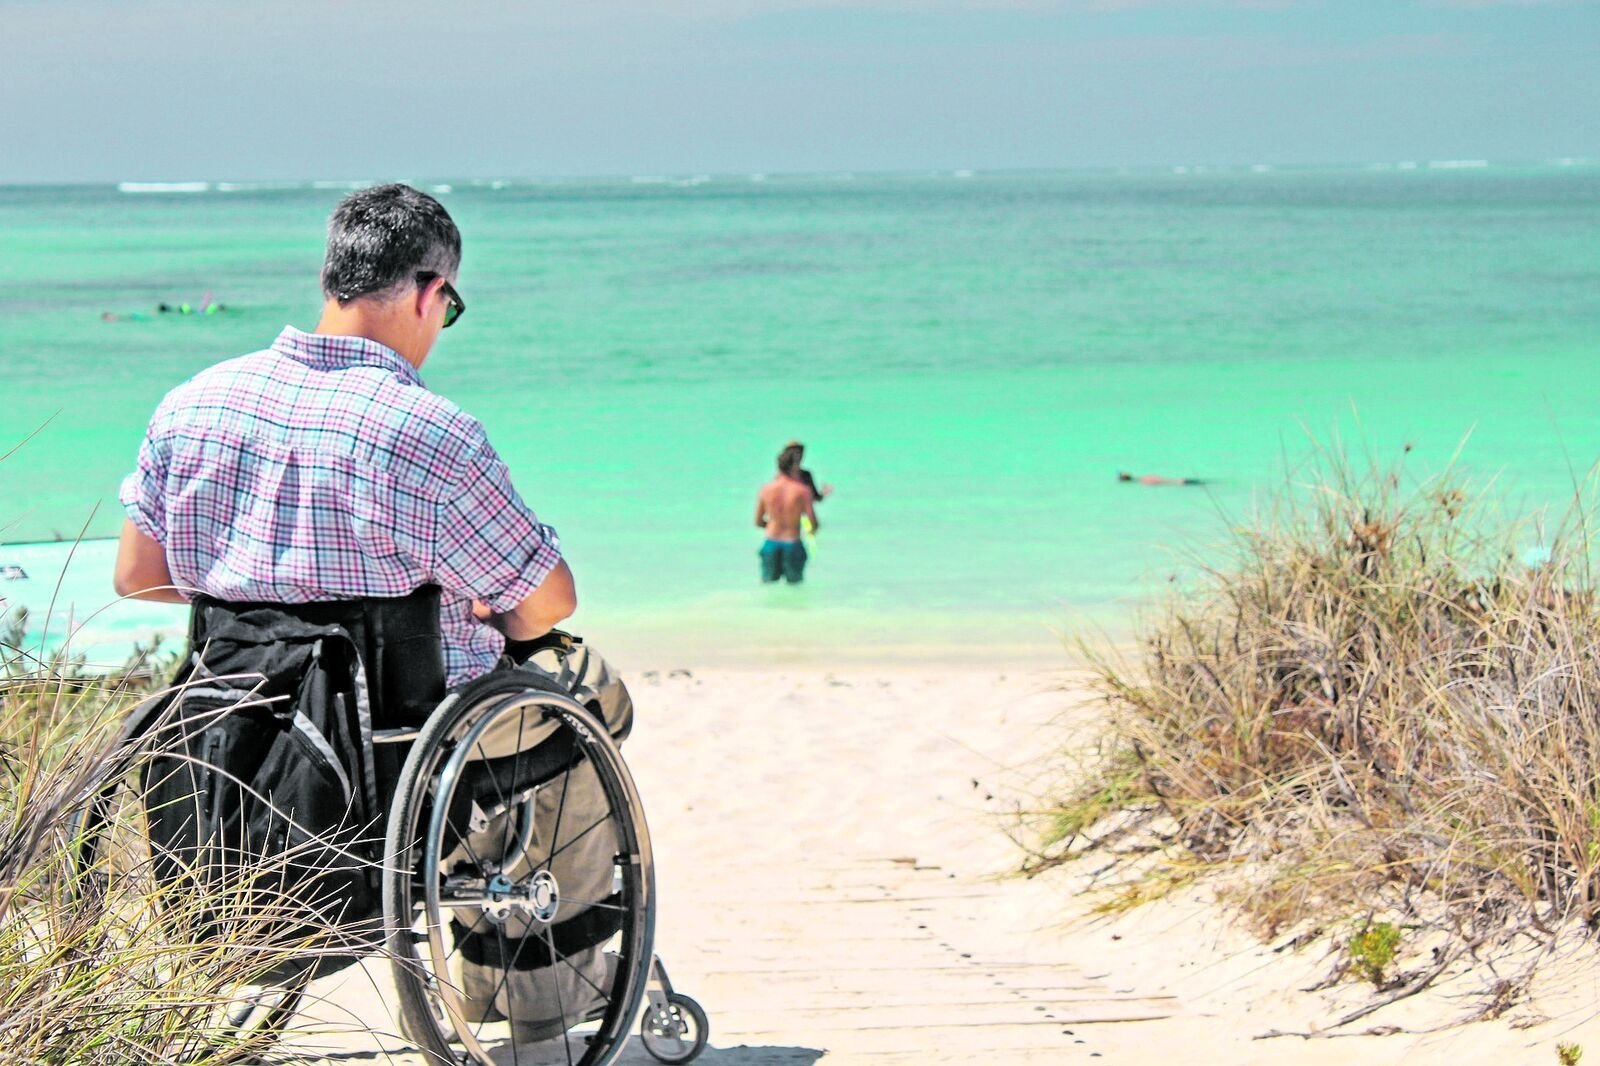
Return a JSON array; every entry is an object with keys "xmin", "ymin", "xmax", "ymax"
[{"xmin": 314, "ymin": 298, "xmax": 427, "ymax": 370}]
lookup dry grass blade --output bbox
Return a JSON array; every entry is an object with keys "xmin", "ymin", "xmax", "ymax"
[{"xmin": 0, "ymin": 609, "xmax": 376, "ymax": 1064}]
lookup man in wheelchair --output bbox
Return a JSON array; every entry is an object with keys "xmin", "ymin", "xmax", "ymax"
[{"xmin": 111, "ymin": 184, "xmax": 649, "ymax": 1057}]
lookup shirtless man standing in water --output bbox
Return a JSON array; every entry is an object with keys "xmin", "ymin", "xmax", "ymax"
[{"xmin": 755, "ymin": 443, "xmax": 819, "ymax": 584}]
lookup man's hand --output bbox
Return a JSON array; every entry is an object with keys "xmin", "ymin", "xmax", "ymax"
[{"xmin": 472, "ymin": 559, "xmax": 577, "ymax": 641}]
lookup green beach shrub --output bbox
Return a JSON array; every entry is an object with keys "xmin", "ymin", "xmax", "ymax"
[
  {"xmin": 1032, "ymin": 440, "xmax": 1600, "ymax": 1019},
  {"xmin": 1347, "ymin": 919, "xmax": 1401, "ymax": 988}
]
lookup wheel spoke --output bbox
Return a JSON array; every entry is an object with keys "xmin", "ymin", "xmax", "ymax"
[
  {"xmin": 540, "ymin": 924, "xmax": 576, "ymax": 1066},
  {"xmin": 540, "ymin": 734, "xmax": 580, "ymax": 876},
  {"xmin": 498, "ymin": 709, "xmax": 532, "ymax": 879},
  {"xmin": 548, "ymin": 945, "xmax": 613, "ymax": 1006},
  {"xmin": 543, "ymin": 812, "xmax": 612, "ymax": 870},
  {"xmin": 553, "ymin": 894, "xmax": 628, "ymax": 913}
]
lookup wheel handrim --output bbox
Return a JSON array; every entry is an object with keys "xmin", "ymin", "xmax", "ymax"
[{"xmin": 402, "ymin": 691, "xmax": 655, "ymax": 1066}]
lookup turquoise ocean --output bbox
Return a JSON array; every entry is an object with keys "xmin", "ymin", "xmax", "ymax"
[{"xmin": 3, "ymin": 168, "xmax": 1599, "ymax": 670}]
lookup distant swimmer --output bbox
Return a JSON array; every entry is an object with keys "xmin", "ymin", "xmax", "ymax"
[
  {"xmin": 157, "ymin": 293, "xmax": 229, "ymax": 315},
  {"xmin": 1119, "ymin": 471, "xmax": 1204, "ymax": 486},
  {"xmin": 755, "ymin": 445, "xmax": 819, "ymax": 584},
  {"xmin": 107, "ymin": 297, "xmax": 226, "ymax": 321}
]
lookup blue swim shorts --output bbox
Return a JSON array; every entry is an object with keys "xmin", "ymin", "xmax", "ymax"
[{"xmin": 759, "ymin": 539, "xmax": 808, "ymax": 584}]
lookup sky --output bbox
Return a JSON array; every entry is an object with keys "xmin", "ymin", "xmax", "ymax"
[{"xmin": 1, "ymin": 0, "xmax": 1596, "ymax": 182}]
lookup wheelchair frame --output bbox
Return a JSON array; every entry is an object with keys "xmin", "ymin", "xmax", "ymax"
[{"xmin": 71, "ymin": 672, "xmax": 707, "ymax": 1066}]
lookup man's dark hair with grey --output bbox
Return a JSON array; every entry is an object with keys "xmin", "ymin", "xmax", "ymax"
[{"xmin": 321, "ymin": 184, "xmax": 461, "ymax": 304}]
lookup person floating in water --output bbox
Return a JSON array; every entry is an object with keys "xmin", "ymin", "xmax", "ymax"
[
  {"xmin": 159, "ymin": 291, "xmax": 228, "ymax": 315},
  {"xmin": 105, "ymin": 293, "xmax": 228, "ymax": 321},
  {"xmin": 755, "ymin": 445, "xmax": 819, "ymax": 584},
  {"xmin": 1118, "ymin": 471, "xmax": 1204, "ymax": 486}
]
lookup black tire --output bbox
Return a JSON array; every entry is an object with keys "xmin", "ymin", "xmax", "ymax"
[
  {"xmin": 640, "ymin": 993, "xmax": 709, "ymax": 1065},
  {"xmin": 66, "ymin": 767, "xmax": 310, "ymax": 1064},
  {"xmin": 385, "ymin": 673, "xmax": 655, "ymax": 1066}
]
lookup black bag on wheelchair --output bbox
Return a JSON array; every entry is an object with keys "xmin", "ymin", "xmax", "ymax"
[{"xmin": 130, "ymin": 588, "xmax": 445, "ymax": 982}]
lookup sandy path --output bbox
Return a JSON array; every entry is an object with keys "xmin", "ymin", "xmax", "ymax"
[
  {"xmin": 282, "ymin": 667, "xmax": 1139, "ymax": 1064},
  {"xmin": 281, "ymin": 666, "xmax": 1600, "ymax": 1065}
]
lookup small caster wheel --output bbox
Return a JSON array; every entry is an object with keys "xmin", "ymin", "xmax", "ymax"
[{"xmin": 639, "ymin": 992, "xmax": 709, "ymax": 1064}]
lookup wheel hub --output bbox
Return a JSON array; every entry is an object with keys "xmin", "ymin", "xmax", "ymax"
[
  {"xmin": 481, "ymin": 869, "xmax": 561, "ymax": 925},
  {"xmin": 528, "ymin": 869, "xmax": 560, "ymax": 923}
]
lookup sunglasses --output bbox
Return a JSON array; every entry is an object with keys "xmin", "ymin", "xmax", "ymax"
[{"xmin": 416, "ymin": 271, "xmax": 465, "ymax": 328}]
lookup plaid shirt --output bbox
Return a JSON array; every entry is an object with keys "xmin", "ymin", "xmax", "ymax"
[{"xmin": 120, "ymin": 326, "xmax": 562, "ymax": 685}]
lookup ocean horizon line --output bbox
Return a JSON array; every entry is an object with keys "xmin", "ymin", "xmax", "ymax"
[{"xmin": 0, "ymin": 157, "xmax": 1595, "ymax": 191}]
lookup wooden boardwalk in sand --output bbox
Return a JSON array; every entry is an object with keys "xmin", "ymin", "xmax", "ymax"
[{"xmin": 284, "ymin": 669, "xmax": 1164, "ymax": 1065}]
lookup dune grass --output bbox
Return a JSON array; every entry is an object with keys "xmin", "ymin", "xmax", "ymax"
[
  {"xmin": 0, "ymin": 610, "xmax": 360, "ymax": 1064},
  {"xmin": 1032, "ymin": 442, "xmax": 1600, "ymax": 1019}
]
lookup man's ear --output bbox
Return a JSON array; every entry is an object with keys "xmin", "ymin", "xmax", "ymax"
[{"xmin": 414, "ymin": 278, "xmax": 435, "ymax": 321}]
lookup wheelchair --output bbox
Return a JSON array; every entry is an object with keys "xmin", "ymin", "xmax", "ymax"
[{"xmin": 69, "ymin": 658, "xmax": 708, "ymax": 1066}]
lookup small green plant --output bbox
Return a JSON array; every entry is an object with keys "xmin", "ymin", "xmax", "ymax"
[
  {"xmin": 1347, "ymin": 919, "xmax": 1402, "ymax": 987},
  {"xmin": 1558, "ymin": 1043, "xmax": 1583, "ymax": 1066}
]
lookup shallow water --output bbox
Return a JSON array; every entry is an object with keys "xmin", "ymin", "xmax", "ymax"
[{"xmin": 3, "ymin": 169, "xmax": 1598, "ymax": 668}]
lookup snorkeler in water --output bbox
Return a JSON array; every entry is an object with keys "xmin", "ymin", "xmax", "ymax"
[{"xmin": 1118, "ymin": 471, "xmax": 1204, "ymax": 486}]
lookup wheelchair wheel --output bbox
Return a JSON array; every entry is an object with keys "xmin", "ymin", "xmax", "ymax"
[
  {"xmin": 66, "ymin": 764, "xmax": 311, "ymax": 1063},
  {"xmin": 640, "ymin": 992, "xmax": 709, "ymax": 1064},
  {"xmin": 385, "ymin": 674, "xmax": 656, "ymax": 1066}
]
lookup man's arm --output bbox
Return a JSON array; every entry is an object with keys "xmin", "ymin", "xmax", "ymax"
[
  {"xmin": 473, "ymin": 558, "xmax": 577, "ymax": 640},
  {"xmin": 112, "ymin": 519, "xmax": 187, "ymax": 603},
  {"xmin": 804, "ymin": 492, "xmax": 819, "ymax": 535},
  {"xmin": 754, "ymin": 488, "xmax": 769, "ymax": 530}
]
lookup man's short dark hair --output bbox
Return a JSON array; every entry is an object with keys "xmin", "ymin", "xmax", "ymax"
[
  {"xmin": 778, "ymin": 444, "xmax": 803, "ymax": 476},
  {"xmin": 321, "ymin": 184, "xmax": 461, "ymax": 303}
]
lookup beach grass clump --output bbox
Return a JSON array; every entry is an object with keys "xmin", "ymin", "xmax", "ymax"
[
  {"xmin": 0, "ymin": 610, "xmax": 350, "ymax": 1064},
  {"xmin": 1036, "ymin": 443, "xmax": 1600, "ymax": 1014}
]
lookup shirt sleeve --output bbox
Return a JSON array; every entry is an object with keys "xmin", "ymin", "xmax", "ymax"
[
  {"xmin": 118, "ymin": 431, "xmax": 168, "ymax": 543},
  {"xmin": 431, "ymin": 436, "xmax": 562, "ymax": 612}
]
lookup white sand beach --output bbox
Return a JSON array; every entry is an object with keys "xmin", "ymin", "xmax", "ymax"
[{"xmin": 280, "ymin": 667, "xmax": 1600, "ymax": 1065}]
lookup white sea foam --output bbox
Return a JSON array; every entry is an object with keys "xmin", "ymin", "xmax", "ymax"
[
  {"xmin": 1428, "ymin": 159, "xmax": 1489, "ymax": 170},
  {"xmin": 311, "ymin": 180, "xmax": 374, "ymax": 190},
  {"xmin": 215, "ymin": 181, "xmax": 303, "ymax": 193},
  {"xmin": 117, "ymin": 181, "xmax": 209, "ymax": 194}
]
